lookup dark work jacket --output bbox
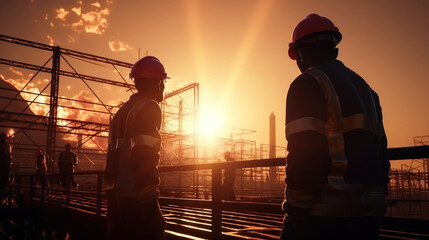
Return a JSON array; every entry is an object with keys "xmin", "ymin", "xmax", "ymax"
[
  {"xmin": 105, "ymin": 93, "xmax": 161, "ymax": 201},
  {"xmin": 284, "ymin": 60, "xmax": 390, "ymax": 217},
  {"xmin": 58, "ymin": 151, "xmax": 76, "ymax": 171}
]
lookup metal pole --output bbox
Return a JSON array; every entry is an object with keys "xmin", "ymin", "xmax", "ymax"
[
  {"xmin": 211, "ymin": 167, "xmax": 222, "ymax": 239},
  {"xmin": 29, "ymin": 176, "xmax": 33, "ymax": 206},
  {"xmin": 46, "ymin": 46, "xmax": 60, "ymax": 173},
  {"xmin": 66, "ymin": 174, "xmax": 71, "ymax": 207},
  {"xmin": 97, "ymin": 173, "xmax": 102, "ymax": 216},
  {"xmin": 178, "ymin": 100, "xmax": 183, "ymax": 195}
]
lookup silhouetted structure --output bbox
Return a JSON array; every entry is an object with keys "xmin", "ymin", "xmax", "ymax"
[{"xmin": 0, "ymin": 132, "xmax": 12, "ymax": 203}]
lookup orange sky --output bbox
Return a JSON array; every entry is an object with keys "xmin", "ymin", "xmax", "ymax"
[{"xmin": 1, "ymin": 0, "xmax": 429, "ymax": 151}]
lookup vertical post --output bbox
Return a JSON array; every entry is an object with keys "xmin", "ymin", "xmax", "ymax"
[
  {"xmin": 97, "ymin": 173, "xmax": 102, "ymax": 216},
  {"xmin": 17, "ymin": 176, "xmax": 21, "ymax": 195},
  {"xmin": 211, "ymin": 167, "xmax": 222, "ymax": 239},
  {"xmin": 41, "ymin": 174, "xmax": 45, "ymax": 203},
  {"xmin": 46, "ymin": 46, "xmax": 60, "ymax": 174},
  {"xmin": 66, "ymin": 175, "xmax": 71, "ymax": 207},
  {"xmin": 178, "ymin": 100, "xmax": 183, "ymax": 195},
  {"xmin": 194, "ymin": 84, "xmax": 199, "ymax": 199},
  {"xmin": 29, "ymin": 176, "xmax": 34, "ymax": 206},
  {"xmin": 269, "ymin": 113, "xmax": 276, "ymax": 184}
]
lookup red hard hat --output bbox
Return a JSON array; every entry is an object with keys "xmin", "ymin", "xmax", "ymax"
[
  {"xmin": 129, "ymin": 56, "xmax": 169, "ymax": 80},
  {"xmin": 36, "ymin": 150, "xmax": 43, "ymax": 156},
  {"xmin": 288, "ymin": 14, "xmax": 342, "ymax": 60}
]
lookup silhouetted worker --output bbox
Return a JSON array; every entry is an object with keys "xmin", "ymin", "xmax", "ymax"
[
  {"xmin": 105, "ymin": 56, "xmax": 168, "ymax": 239},
  {"xmin": 222, "ymin": 151, "xmax": 236, "ymax": 201},
  {"xmin": 0, "ymin": 132, "xmax": 12, "ymax": 204},
  {"xmin": 35, "ymin": 150, "xmax": 47, "ymax": 187},
  {"xmin": 58, "ymin": 143, "xmax": 78, "ymax": 189},
  {"xmin": 281, "ymin": 14, "xmax": 390, "ymax": 240}
]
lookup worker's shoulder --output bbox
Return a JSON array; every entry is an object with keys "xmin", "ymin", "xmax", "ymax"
[
  {"xmin": 134, "ymin": 98, "xmax": 160, "ymax": 114},
  {"xmin": 289, "ymin": 71, "xmax": 322, "ymax": 93}
]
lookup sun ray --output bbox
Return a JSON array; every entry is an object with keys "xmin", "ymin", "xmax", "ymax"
[
  {"xmin": 183, "ymin": 0, "xmax": 207, "ymax": 84},
  {"xmin": 221, "ymin": 0, "xmax": 276, "ymax": 106}
]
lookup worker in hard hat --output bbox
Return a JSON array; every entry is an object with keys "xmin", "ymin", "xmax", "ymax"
[
  {"xmin": 105, "ymin": 56, "xmax": 168, "ymax": 239},
  {"xmin": 0, "ymin": 132, "xmax": 12, "ymax": 204},
  {"xmin": 58, "ymin": 143, "xmax": 78, "ymax": 189},
  {"xmin": 35, "ymin": 150, "xmax": 48, "ymax": 187},
  {"xmin": 281, "ymin": 14, "xmax": 390, "ymax": 240},
  {"xmin": 222, "ymin": 151, "xmax": 236, "ymax": 201}
]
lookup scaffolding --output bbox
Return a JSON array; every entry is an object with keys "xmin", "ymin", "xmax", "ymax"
[
  {"xmin": 0, "ymin": 34, "xmax": 288, "ymax": 199},
  {"xmin": 388, "ymin": 135, "xmax": 429, "ymax": 201}
]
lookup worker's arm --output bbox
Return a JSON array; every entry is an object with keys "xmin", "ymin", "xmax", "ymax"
[
  {"xmin": 130, "ymin": 100, "xmax": 162, "ymax": 193},
  {"xmin": 372, "ymin": 90, "xmax": 390, "ymax": 195},
  {"xmin": 283, "ymin": 73, "xmax": 330, "ymax": 215}
]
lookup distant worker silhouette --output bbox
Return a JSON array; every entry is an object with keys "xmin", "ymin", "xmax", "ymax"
[
  {"xmin": 105, "ymin": 56, "xmax": 168, "ymax": 239},
  {"xmin": 281, "ymin": 14, "xmax": 390, "ymax": 240},
  {"xmin": 35, "ymin": 150, "xmax": 48, "ymax": 187},
  {"xmin": 222, "ymin": 151, "xmax": 236, "ymax": 201},
  {"xmin": 0, "ymin": 132, "xmax": 12, "ymax": 204},
  {"xmin": 58, "ymin": 143, "xmax": 78, "ymax": 189}
]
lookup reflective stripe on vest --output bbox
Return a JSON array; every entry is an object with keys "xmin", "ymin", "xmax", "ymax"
[
  {"xmin": 286, "ymin": 114, "xmax": 379, "ymax": 139},
  {"xmin": 114, "ymin": 134, "xmax": 161, "ymax": 151}
]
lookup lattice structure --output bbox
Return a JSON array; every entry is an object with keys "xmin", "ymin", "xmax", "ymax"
[
  {"xmin": 1, "ymin": 34, "xmax": 288, "ymax": 199},
  {"xmin": 388, "ymin": 136, "xmax": 429, "ymax": 201}
]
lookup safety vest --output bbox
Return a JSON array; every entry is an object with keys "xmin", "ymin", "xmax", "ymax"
[
  {"xmin": 105, "ymin": 95, "xmax": 161, "ymax": 201},
  {"xmin": 284, "ymin": 63, "xmax": 388, "ymax": 217}
]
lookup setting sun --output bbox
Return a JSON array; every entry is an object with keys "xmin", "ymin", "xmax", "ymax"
[{"xmin": 198, "ymin": 107, "xmax": 224, "ymax": 137}]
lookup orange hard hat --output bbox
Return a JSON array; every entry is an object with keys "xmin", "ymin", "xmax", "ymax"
[
  {"xmin": 288, "ymin": 14, "xmax": 342, "ymax": 60},
  {"xmin": 129, "ymin": 56, "xmax": 169, "ymax": 80}
]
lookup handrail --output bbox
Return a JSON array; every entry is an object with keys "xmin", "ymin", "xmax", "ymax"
[{"xmin": 9, "ymin": 146, "xmax": 429, "ymax": 239}]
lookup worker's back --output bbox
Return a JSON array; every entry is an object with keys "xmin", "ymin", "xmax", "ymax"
[{"xmin": 312, "ymin": 60, "xmax": 390, "ymax": 187}]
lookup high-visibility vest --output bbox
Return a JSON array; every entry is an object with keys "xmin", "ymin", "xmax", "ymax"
[
  {"xmin": 284, "ymin": 62, "xmax": 389, "ymax": 217},
  {"xmin": 105, "ymin": 95, "xmax": 161, "ymax": 201}
]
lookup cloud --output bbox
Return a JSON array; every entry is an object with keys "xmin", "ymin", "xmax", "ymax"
[
  {"xmin": 47, "ymin": 35, "xmax": 54, "ymax": 46},
  {"xmin": 56, "ymin": 8, "xmax": 69, "ymax": 21},
  {"xmin": 67, "ymin": 34, "xmax": 76, "ymax": 43},
  {"xmin": 81, "ymin": 8, "xmax": 109, "ymax": 35},
  {"xmin": 108, "ymin": 40, "xmax": 132, "ymax": 52},
  {"xmin": 50, "ymin": 1, "xmax": 112, "ymax": 35},
  {"xmin": 9, "ymin": 68, "xmax": 23, "ymax": 77},
  {"xmin": 91, "ymin": 2, "xmax": 101, "ymax": 8},
  {"xmin": 72, "ymin": 7, "xmax": 81, "ymax": 16}
]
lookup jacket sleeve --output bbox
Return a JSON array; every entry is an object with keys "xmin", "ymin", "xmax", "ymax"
[
  {"xmin": 283, "ymin": 73, "xmax": 331, "ymax": 215},
  {"xmin": 372, "ymin": 90, "xmax": 390, "ymax": 195}
]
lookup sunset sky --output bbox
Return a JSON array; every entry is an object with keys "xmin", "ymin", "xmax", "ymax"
[{"xmin": 1, "ymin": 0, "xmax": 428, "ymax": 152}]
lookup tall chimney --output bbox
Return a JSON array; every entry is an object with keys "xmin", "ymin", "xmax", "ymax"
[
  {"xmin": 269, "ymin": 112, "xmax": 276, "ymax": 158},
  {"xmin": 269, "ymin": 113, "xmax": 277, "ymax": 183}
]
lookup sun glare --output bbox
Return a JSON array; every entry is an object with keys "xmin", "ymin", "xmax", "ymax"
[{"xmin": 199, "ymin": 108, "xmax": 224, "ymax": 137}]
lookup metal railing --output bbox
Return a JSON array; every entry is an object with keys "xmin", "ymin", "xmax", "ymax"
[{"xmin": 8, "ymin": 146, "xmax": 429, "ymax": 239}]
